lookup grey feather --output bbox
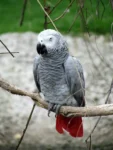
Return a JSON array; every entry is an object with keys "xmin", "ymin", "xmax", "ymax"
[
  {"xmin": 64, "ymin": 56, "xmax": 85, "ymax": 106},
  {"xmin": 33, "ymin": 55, "xmax": 41, "ymax": 92}
]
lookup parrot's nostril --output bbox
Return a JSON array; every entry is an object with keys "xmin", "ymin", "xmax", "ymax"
[{"xmin": 41, "ymin": 40, "xmax": 43, "ymax": 44}]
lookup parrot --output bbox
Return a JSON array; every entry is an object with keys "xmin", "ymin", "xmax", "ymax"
[{"xmin": 33, "ymin": 29, "xmax": 85, "ymax": 137}]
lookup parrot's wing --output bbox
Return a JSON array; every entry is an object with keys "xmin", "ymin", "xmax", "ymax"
[
  {"xmin": 64, "ymin": 56, "xmax": 85, "ymax": 106},
  {"xmin": 33, "ymin": 55, "xmax": 41, "ymax": 92}
]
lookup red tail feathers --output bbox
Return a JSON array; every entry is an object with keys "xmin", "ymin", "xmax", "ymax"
[{"xmin": 56, "ymin": 114, "xmax": 83, "ymax": 137}]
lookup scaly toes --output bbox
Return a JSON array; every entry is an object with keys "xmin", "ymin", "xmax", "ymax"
[
  {"xmin": 48, "ymin": 103, "xmax": 63, "ymax": 117},
  {"xmin": 53, "ymin": 104, "xmax": 62, "ymax": 117},
  {"xmin": 48, "ymin": 103, "xmax": 54, "ymax": 117}
]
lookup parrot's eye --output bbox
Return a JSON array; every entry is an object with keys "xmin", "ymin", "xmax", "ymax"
[{"xmin": 49, "ymin": 37, "xmax": 53, "ymax": 41}]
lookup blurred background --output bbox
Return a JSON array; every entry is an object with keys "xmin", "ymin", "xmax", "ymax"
[{"xmin": 0, "ymin": 0, "xmax": 113, "ymax": 150}]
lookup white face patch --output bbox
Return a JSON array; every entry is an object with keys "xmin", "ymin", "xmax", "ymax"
[
  {"xmin": 44, "ymin": 35, "xmax": 58, "ymax": 49},
  {"xmin": 37, "ymin": 29, "xmax": 68, "ymax": 56},
  {"xmin": 38, "ymin": 34, "xmax": 58, "ymax": 49}
]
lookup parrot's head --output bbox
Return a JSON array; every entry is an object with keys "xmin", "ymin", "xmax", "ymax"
[{"xmin": 36, "ymin": 29, "xmax": 68, "ymax": 57}]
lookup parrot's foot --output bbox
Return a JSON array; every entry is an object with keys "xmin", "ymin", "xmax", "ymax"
[
  {"xmin": 48, "ymin": 103, "xmax": 54, "ymax": 117},
  {"xmin": 48, "ymin": 103, "xmax": 63, "ymax": 117}
]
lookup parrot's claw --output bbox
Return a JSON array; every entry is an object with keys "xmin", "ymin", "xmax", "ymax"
[
  {"xmin": 48, "ymin": 103, "xmax": 64, "ymax": 117},
  {"xmin": 54, "ymin": 104, "xmax": 62, "ymax": 117},
  {"xmin": 48, "ymin": 103, "xmax": 63, "ymax": 117},
  {"xmin": 48, "ymin": 103, "xmax": 54, "ymax": 117}
]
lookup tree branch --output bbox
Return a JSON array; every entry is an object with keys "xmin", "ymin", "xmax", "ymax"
[{"xmin": 0, "ymin": 76, "xmax": 113, "ymax": 117}]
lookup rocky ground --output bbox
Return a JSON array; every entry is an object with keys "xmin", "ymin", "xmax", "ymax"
[{"xmin": 0, "ymin": 32, "xmax": 113, "ymax": 150}]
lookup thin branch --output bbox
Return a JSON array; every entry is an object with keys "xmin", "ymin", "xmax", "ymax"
[
  {"xmin": 15, "ymin": 103, "xmax": 36, "ymax": 150},
  {"xmin": 110, "ymin": 0, "xmax": 113, "ymax": 11},
  {"xmin": 44, "ymin": 7, "xmax": 49, "ymax": 29},
  {"xmin": 0, "ymin": 52, "xmax": 19, "ymax": 55},
  {"xmin": 44, "ymin": 0, "xmax": 47, "ymax": 29},
  {"xmin": 0, "ymin": 132, "xmax": 10, "ymax": 145},
  {"xmin": 89, "ymin": 0, "xmax": 92, "ymax": 6},
  {"xmin": 0, "ymin": 40, "xmax": 14, "ymax": 57},
  {"xmin": 49, "ymin": 0, "xmax": 63, "ymax": 14},
  {"xmin": 78, "ymin": 0, "xmax": 90, "ymax": 36},
  {"xmin": 100, "ymin": 0, "xmax": 105, "ymax": 20},
  {"xmin": 111, "ymin": 22, "xmax": 113, "ymax": 41},
  {"xmin": 68, "ymin": 9, "xmax": 81, "ymax": 32},
  {"xmin": 19, "ymin": 0, "xmax": 28, "ymax": 26},
  {"xmin": 96, "ymin": 0, "xmax": 100, "ymax": 18},
  {"xmin": 96, "ymin": 0, "xmax": 105, "ymax": 20},
  {"xmin": 47, "ymin": 0, "xmax": 75, "ymax": 24},
  {"xmin": 85, "ymin": 79, "xmax": 113, "ymax": 143},
  {"xmin": 83, "ymin": 38, "xmax": 105, "ymax": 79},
  {"xmin": 86, "ymin": 135, "xmax": 92, "ymax": 150},
  {"xmin": 94, "ymin": 35, "xmax": 113, "ymax": 71},
  {"xmin": 1, "ymin": 76, "xmax": 113, "ymax": 117},
  {"xmin": 37, "ymin": 0, "xmax": 58, "ymax": 31}
]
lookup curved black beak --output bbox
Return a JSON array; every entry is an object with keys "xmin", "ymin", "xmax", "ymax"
[{"xmin": 36, "ymin": 43, "xmax": 48, "ymax": 55}]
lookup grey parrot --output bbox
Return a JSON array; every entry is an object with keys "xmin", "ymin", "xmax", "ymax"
[{"xmin": 33, "ymin": 29, "xmax": 85, "ymax": 137}]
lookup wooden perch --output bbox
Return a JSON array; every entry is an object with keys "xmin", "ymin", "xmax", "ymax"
[{"xmin": 0, "ymin": 76, "xmax": 113, "ymax": 117}]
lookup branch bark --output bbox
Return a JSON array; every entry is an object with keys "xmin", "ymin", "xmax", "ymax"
[{"xmin": 0, "ymin": 76, "xmax": 113, "ymax": 117}]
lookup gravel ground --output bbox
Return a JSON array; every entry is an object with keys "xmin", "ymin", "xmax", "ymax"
[{"xmin": 0, "ymin": 32, "xmax": 113, "ymax": 149}]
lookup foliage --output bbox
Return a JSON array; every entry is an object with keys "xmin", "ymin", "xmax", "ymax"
[{"xmin": 0, "ymin": 0, "xmax": 112, "ymax": 34}]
